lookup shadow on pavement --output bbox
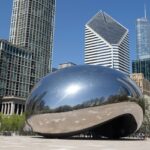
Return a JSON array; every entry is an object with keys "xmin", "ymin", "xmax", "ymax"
[{"xmin": 31, "ymin": 136, "xmax": 146, "ymax": 141}]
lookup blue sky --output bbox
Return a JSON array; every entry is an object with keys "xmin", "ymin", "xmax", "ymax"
[{"xmin": 0, "ymin": 0, "xmax": 150, "ymax": 69}]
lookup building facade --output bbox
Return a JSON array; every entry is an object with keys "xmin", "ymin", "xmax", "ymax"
[
  {"xmin": 132, "ymin": 59, "xmax": 150, "ymax": 82},
  {"xmin": 84, "ymin": 11, "xmax": 130, "ymax": 74},
  {"xmin": 0, "ymin": 39, "xmax": 32, "ymax": 98},
  {"xmin": 130, "ymin": 73, "xmax": 150, "ymax": 96},
  {"xmin": 136, "ymin": 17, "xmax": 150, "ymax": 59},
  {"xmin": 132, "ymin": 12, "xmax": 150, "ymax": 83},
  {"xmin": 9, "ymin": 0, "xmax": 56, "ymax": 88},
  {"xmin": 0, "ymin": 39, "xmax": 32, "ymax": 115},
  {"xmin": 58, "ymin": 62, "xmax": 76, "ymax": 69},
  {"xmin": 0, "ymin": 97, "xmax": 25, "ymax": 115}
]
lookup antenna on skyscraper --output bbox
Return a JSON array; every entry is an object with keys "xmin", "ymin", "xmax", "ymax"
[{"xmin": 144, "ymin": 4, "xmax": 147, "ymax": 19}]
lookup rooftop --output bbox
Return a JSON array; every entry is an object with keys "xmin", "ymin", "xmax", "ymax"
[{"xmin": 87, "ymin": 11, "xmax": 127, "ymax": 44}]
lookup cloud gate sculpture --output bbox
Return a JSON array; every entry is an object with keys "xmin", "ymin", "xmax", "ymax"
[{"xmin": 26, "ymin": 65, "xmax": 143, "ymax": 138}]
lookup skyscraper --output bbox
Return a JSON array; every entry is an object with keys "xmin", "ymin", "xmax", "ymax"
[
  {"xmin": 132, "ymin": 6, "xmax": 150, "ymax": 82},
  {"xmin": 136, "ymin": 9, "xmax": 150, "ymax": 59},
  {"xmin": 0, "ymin": 0, "xmax": 55, "ymax": 115},
  {"xmin": 9, "ymin": 0, "xmax": 56, "ymax": 89},
  {"xmin": 84, "ymin": 11, "xmax": 130, "ymax": 74}
]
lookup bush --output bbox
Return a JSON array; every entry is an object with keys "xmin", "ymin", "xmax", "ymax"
[{"xmin": 0, "ymin": 113, "xmax": 25, "ymax": 133}]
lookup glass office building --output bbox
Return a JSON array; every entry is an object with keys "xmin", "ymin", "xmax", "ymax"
[
  {"xmin": 0, "ymin": 39, "xmax": 32, "ymax": 98},
  {"xmin": 85, "ymin": 11, "xmax": 130, "ymax": 74},
  {"xmin": 0, "ymin": 39, "xmax": 32, "ymax": 115},
  {"xmin": 132, "ymin": 11, "xmax": 150, "ymax": 82},
  {"xmin": 132, "ymin": 59, "xmax": 150, "ymax": 82},
  {"xmin": 136, "ymin": 17, "xmax": 150, "ymax": 59},
  {"xmin": 9, "ymin": 0, "xmax": 56, "ymax": 88}
]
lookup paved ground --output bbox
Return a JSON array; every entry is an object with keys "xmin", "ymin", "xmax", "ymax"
[{"xmin": 0, "ymin": 136, "xmax": 150, "ymax": 150}]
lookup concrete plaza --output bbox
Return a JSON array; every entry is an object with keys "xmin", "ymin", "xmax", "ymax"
[{"xmin": 0, "ymin": 136, "xmax": 149, "ymax": 150}]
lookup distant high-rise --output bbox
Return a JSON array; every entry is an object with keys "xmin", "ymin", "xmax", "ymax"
[
  {"xmin": 84, "ymin": 11, "xmax": 130, "ymax": 74},
  {"xmin": 59, "ymin": 62, "xmax": 76, "ymax": 69},
  {"xmin": 136, "ymin": 8, "xmax": 150, "ymax": 59},
  {"xmin": 132, "ymin": 6, "xmax": 150, "ymax": 82},
  {"xmin": 9, "ymin": 0, "xmax": 56, "ymax": 88}
]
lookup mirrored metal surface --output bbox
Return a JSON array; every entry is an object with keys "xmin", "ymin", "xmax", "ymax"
[{"xmin": 26, "ymin": 65, "xmax": 143, "ymax": 138}]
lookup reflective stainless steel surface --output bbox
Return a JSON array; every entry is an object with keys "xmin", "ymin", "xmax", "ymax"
[{"xmin": 26, "ymin": 65, "xmax": 143, "ymax": 138}]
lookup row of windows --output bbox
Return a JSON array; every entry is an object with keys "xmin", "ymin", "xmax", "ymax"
[
  {"xmin": 85, "ymin": 48, "xmax": 111, "ymax": 56},
  {"xmin": 0, "ymin": 54, "xmax": 31, "ymax": 68},
  {"xmin": 6, "ymin": 82, "xmax": 30, "ymax": 91},
  {"xmin": 0, "ymin": 41, "xmax": 32, "ymax": 59},
  {"xmin": 5, "ymin": 89, "xmax": 28, "ymax": 98},
  {"xmin": 8, "ymin": 0, "xmax": 55, "ymax": 88}
]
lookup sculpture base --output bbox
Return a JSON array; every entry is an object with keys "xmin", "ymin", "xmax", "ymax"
[{"xmin": 27, "ymin": 102, "xmax": 143, "ymax": 138}]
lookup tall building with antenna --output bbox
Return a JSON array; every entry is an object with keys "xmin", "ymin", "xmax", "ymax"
[
  {"xmin": 132, "ymin": 5, "xmax": 150, "ymax": 82},
  {"xmin": 136, "ymin": 5, "xmax": 150, "ymax": 59}
]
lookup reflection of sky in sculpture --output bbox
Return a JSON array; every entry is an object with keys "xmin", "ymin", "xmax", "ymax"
[{"xmin": 26, "ymin": 65, "xmax": 142, "ymax": 114}]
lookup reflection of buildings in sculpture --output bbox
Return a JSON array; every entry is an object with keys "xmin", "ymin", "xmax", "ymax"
[
  {"xmin": 26, "ymin": 65, "xmax": 143, "ymax": 138},
  {"xmin": 59, "ymin": 62, "xmax": 76, "ymax": 69},
  {"xmin": 52, "ymin": 68, "xmax": 58, "ymax": 72},
  {"xmin": 0, "ymin": 39, "xmax": 31, "ymax": 115},
  {"xmin": 130, "ymin": 73, "xmax": 150, "ymax": 96},
  {"xmin": 84, "ymin": 11, "xmax": 130, "ymax": 74}
]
